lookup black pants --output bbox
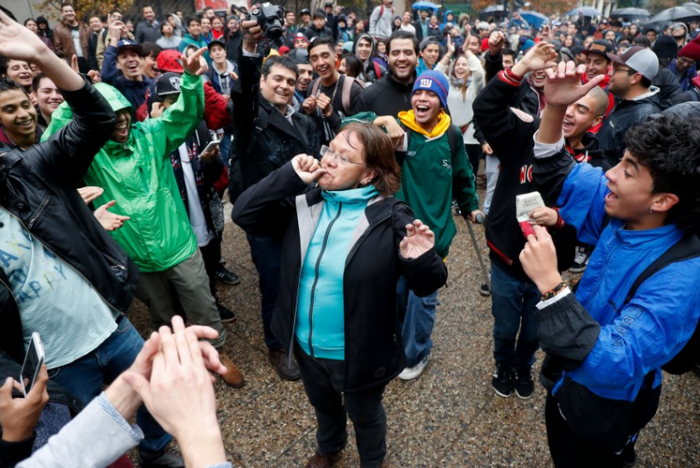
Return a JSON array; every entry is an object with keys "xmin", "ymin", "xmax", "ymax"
[
  {"xmin": 200, "ymin": 237, "xmax": 223, "ymax": 298},
  {"xmin": 465, "ymin": 143, "xmax": 482, "ymax": 178},
  {"xmin": 545, "ymin": 393, "xmax": 637, "ymax": 468},
  {"xmin": 295, "ymin": 344, "xmax": 387, "ymax": 468}
]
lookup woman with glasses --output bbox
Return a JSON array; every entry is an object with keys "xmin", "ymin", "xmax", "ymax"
[{"xmin": 233, "ymin": 122, "xmax": 447, "ymax": 468}]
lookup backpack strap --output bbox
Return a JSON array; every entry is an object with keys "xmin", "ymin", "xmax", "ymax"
[
  {"xmin": 624, "ymin": 235, "xmax": 700, "ymax": 304},
  {"xmin": 373, "ymin": 61, "xmax": 382, "ymax": 79},
  {"xmin": 340, "ymin": 75, "xmax": 360, "ymax": 112},
  {"xmin": 310, "ymin": 78, "xmax": 321, "ymax": 97}
]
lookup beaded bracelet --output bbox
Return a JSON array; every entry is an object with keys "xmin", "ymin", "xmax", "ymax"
[{"xmin": 541, "ymin": 280, "xmax": 568, "ymax": 301}]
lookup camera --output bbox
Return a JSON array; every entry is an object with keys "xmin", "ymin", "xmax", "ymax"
[{"xmin": 250, "ymin": 3, "xmax": 285, "ymax": 40}]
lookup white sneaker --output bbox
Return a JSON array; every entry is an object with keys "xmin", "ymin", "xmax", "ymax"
[{"xmin": 398, "ymin": 355, "xmax": 430, "ymax": 381}]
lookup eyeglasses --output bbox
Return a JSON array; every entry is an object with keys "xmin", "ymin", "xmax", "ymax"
[
  {"xmin": 320, "ymin": 145, "xmax": 365, "ymax": 166},
  {"xmin": 613, "ymin": 65, "xmax": 631, "ymax": 74}
]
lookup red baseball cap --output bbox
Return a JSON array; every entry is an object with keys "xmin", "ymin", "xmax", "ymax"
[{"xmin": 157, "ymin": 50, "xmax": 184, "ymax": 74}]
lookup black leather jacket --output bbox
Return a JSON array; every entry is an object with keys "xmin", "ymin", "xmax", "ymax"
[{"xmin": 0, "ymin": 80, "xmax": 137, "ymax": 364}]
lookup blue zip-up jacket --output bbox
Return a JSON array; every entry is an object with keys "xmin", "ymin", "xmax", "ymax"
[
  {"xmin": 549, "ymin": 162, "xmax": 700, "ymax": 402},
  {"xmin": 296, "ymin": 185, "xmax": 378, "ymax": 360},
  {"xmin": 100, "ymin": 45, "xmax": 151, "ymax": 110}
]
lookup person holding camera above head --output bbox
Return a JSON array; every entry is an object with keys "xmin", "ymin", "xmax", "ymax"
[
  {"xmin": 233, "ymin": 122, "xmax": 447, "ymax": 468},
  {"xmin": 229, "ymin": 17, "xmax": 320, "ymax": 382}
]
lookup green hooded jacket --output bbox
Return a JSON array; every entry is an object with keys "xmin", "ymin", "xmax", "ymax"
[{"xmin": 42, "ymin": 73, "xmax": 205, "ymax": 272}]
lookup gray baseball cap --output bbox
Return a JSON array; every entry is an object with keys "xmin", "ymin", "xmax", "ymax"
[{"xmin": 607, "ymin": 46, "xmax": 659, "ymax": 81}]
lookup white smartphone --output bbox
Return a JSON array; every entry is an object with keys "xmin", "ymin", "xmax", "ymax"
[
  {"xmin": 20, "ymin": 332, "xmax": 45, "ymax": 397},
  {"xmin": 201, "ymin": 140, "xmax": 220, "ymax": 156}
]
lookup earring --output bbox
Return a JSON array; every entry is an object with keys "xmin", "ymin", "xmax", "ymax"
[{"xmin": 649, "ymin": 208, "xmax": 654, "ymax": 214}]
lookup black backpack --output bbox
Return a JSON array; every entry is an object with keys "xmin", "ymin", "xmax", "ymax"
[{"xmin": 623, "ymin": 235, "xmax": 700, "ymax": 375}]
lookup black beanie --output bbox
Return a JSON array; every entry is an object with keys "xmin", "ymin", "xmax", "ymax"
[{"xmin": 652, "ymin": 35, "xmax": 678, "ymax": 60}]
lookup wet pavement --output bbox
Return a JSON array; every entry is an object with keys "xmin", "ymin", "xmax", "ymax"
[{"xmin": 127, "ymin": 197, "xmax": 700, "ymax": 467}]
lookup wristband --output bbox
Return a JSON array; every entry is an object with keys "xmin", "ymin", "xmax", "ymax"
[{"xmin": 541, "ymin": 280, "xmax": 568, "ymax": 301}]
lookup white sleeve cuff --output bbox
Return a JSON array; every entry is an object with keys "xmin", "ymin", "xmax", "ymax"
[
  {"xmin": 242, "ymin": 48, "xmax": 260, "ymax": 57},
  {"xmin": 533, "ymin": 130, "xmax": 565, "ymax": 159},
  {"xmin": 536, "ymin": 287, "xmax": 571, "ymax": 309}
]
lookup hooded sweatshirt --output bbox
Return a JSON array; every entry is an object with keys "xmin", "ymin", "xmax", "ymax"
[
  {"xmin": 42, "ymin": 74, "xmax": 205, "ymax": 272},
  {"xmin": 352, "ymin": 33, "xmax": 386, "ymax": 84},
  {"xmin": 396, "ymin": 110, "xmax": 479, "ymax": 258}
]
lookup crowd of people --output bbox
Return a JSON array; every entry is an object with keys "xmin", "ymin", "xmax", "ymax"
[{"xmin": 1, "ymin": 1, "xmax": 700, "ymax": 467}]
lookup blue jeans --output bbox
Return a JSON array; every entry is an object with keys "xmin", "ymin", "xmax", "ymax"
[
  {"xmin": 490, "ymin": 262, "xmax": 540, "ymax": 370},
  {"xmin": 247, "ymin": 234, "xmax": 283, "ymax": 350},
  {"xmin": 219, "ymin": 131, "xmax": 233, "ymax": 172},
  {"xmin": 48, "ymin": 316, "xmax": 171, "ymax": 452},
  {"xmin": 397, "ymin": 276, "xmax": 438, "ymax": 368}
]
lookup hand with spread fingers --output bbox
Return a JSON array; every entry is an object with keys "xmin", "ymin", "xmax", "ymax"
[
  {"xmin": 181, "ymin": 47, "xmax": 209, "ymax": 76},
  {"xmin": 94, "ymin": 200, "xmax": 131, "ymax": 231},
  {"xmin": 544, "ymin": 61, "xmax": 606, "ymax": 108},
  {"xmin": 400, "ymin": 219, "xmax": 436, "ymax": 260},
  {"xmin": 512, "ymin": 41, "xmax": 558, "ymax": 77}
]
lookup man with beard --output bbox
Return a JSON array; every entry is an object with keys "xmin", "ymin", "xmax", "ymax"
[{"xmin": 354, "ymin": 30, "xmax": 418, "ymax": 116}]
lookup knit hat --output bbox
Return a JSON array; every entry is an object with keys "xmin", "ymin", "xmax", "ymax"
[
  {"xmin": 652, "ymin": 35, "xmax": 678, "ymax": 60},
  {"xmin": 679, "ymin": 36, "xmax": 700, "ymax": 62},
  {"xmin": 278, "ymin": 45, "xmax": 290, "ymax": 55},
  {"xmin": 294, "ymin": 32, "xmax": 309, "ymax": 46},
  {"xmin": 412, "ymin": 70, "xmax": 449, "ymax": 109},
  {"xmin": 157, "ymin": 49, "xmax": 184, "ymax": 73}
]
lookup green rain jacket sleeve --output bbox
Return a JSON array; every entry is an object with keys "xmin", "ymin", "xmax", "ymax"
[{"xmin": 139, "ymin": 72, "xmax": 205, "ymax": 156}]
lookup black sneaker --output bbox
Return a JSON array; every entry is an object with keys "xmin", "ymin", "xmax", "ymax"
[
  {"xmin": 514, "ymin": 367, "xmax": 534, "ymax": 399},
  {"xmin": 138, "ymin": 449, "xmax": 185, "ymax": 468},
  {"xmin": 268, "ymin": 348, "xmax": 301, "ymax": 381},
  {"xmin": 569, "ymin": 246, "xmax": 591, "ymax": 273},
  {"xmin": 492, "ymin": 363, "xmax": 514, "ymax": 398},
  {"xmin": 216, "ymin": 266, "xmax": 241, "ymax": 285},
  {"xmin": 479, "ymin": 283, "xmax": 491, "ymax": 296},
  {"xmin": 216, "ymin": 301, "xmax": 236, "ymax": 323}
]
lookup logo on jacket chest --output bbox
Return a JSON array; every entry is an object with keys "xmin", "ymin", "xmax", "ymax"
[{"xmin": 520, "ymin": 164, "xmax": 533, "ymax": 184}]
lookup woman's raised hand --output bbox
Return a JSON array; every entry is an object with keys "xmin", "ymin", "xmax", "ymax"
[
  {"xmin": 292, "ymin": 154, "xmax": 326, "ymax": 184},
  {"xmin": 400, "ymin": 219, "xmax": 435, "ymax": 259}
]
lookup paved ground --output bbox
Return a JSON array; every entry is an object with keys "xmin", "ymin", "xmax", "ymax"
[{"xmin": 127, "ymin": 195, "xmax": 700, "ymax": 467}]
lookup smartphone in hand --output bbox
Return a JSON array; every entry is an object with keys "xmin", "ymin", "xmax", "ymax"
[{"xmin": 20, "ymin": 332, "xmax": 45, "ymax": 397}]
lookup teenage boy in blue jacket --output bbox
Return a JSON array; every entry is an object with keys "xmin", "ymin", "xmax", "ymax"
[{"xmin": 520, "ymin": 60, "xmax": 700, "ymax": 467}]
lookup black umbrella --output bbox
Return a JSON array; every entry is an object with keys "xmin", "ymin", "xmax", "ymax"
[
  {"xmin": 479, "ymin": 5, "xmax": 504, "ymax": 19},
  {"xmin": 610, "ymin": 7, "xmax": 651, "ymax": 19},
  {"xmin": 646, "ymin": 5, "xmax": 700, "ymax": 24}
]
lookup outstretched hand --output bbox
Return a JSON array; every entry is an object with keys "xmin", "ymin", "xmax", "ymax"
[
  {"xmin": 544, "ymin": 61, "xmax": 606, "ymax": 107},
  {"xmin": 292, "ymin": 154, "xmax": 326, "ymax": 184},
  {"xmin": 181, "ymin": 47, "xmax": 209, "ymax": 76},
  {"xmin": 0, "ymin": 10, "xmax": 52, "ymax": 63},
  {"xmin": 513, "ymin": 42, "xmax": 558, "ymax": 76},
  {"xmin": 400, "ymin": 219, "xmax": 435, "ymax": 260},
  {"xmin": 94, "ymin": 200, "xmax": 130, "ymax": 231}
]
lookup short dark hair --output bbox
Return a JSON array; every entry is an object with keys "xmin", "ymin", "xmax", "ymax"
[
  {"xmin": 502, "ymin": 48, "xmax": 516, "ymax": 60},
  {"xmin": 109, "ymin": 9, "xmax": 123, "ymax": 16},
  {"xmin": 625, "ymin": 115, "xmax": 700, "ymax": 234},
  {"xmin": 340, "ymin": 122, "xmax": 401, "ymax": 196},
  {"xmin": 142, "ymin": 5, "xmax": 154, "ymax": 11},
  {"xmin": 633, "ymin": 36, "xmax": 651, "ymax": 48},
  {"xmin": 0, "ymin": 76, "xmax": 27, "ymax": 98},
  {"xmin": 262, "ymin": 55, "xmax": 298, "ymax": 79},
  {"xmin": 186, "ymin": 16, "xmax": 200, "ymax": 27},
  {"xmin": 342, "ymin": 53, "xmax": 363, "ymax": 78},
  {"xmin": 627, "ymin": 68, "xmax": 652, "ymax": 88},
  {"xmin": 387, "ymin": 29, "xmax": 419, "ymax": 55},
  {"xmin": 313, "ymin": 10, "xmax": 326, "ymax": 20},
  {"xmin": 141, "ymin": 42, "xmax": 162, "ymax": 59},
  {"xmin": 308, "ymin": 36, "xmax": 335, "ymax": 55},
  {"xmin": 60, "ymin": 3, "xmax": 73, "ymax": 11}
]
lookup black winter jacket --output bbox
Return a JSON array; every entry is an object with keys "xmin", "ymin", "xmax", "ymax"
[
  {"xmin": 233, "ymin": 163, "xmax": 448, "ymax": 393},
  {"xmin": 0, "ymin": 81, "xmax": 137, "ymax": 365},
  {"xmin": 473, "ymin": 72, "xmax": 576, "ymax": 279},
  {"xmin": 354, "ymin": 71, "xmax": 415, "ymax": 117},
  {"xmin": 229, "ymin": 53, "xmax": 319, "ymax": 204},
  {"xmin": 596, "ymin": 89, "xmax": 667, "ymax": 166}
]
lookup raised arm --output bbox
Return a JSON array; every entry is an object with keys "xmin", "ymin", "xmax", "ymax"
[{"xmin": 0, "ymin": 10, "xmax": 116, "ymax": 188}]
